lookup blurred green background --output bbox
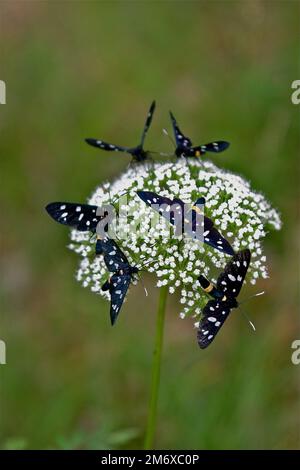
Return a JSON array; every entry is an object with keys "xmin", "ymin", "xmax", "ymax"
[{"xmin": 0, "ymin": 0, "xmax": 299, "ymax": 450}]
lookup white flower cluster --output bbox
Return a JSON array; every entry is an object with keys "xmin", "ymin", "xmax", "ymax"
[{"xmin": 68, "ymin": 159, "xmax": 281, "ymax": 319}]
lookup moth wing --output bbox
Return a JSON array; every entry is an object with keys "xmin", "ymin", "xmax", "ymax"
[
  {"xmin": 85, "ymin": 138, "xmax": 129, "ymax": 153},
  {"xmin": 98, "ymin": 238, "xmax": 130, "ymax": 272},
  {"xmin": 203, "ymin": 218, "xmax": 235, "ymax": 256},
  {"xmin": 217, "ymin": 249, "xmax": 251, "ymax": 298},
  {"xmin": 186, "ymin": 212, "xmax": 234, "ymax": 256},
  {"xmin": 109, "ymin": 273, "xmax": 131, "ymax": 325},
  {"xmin": 197, "ymin": 300, "xmax": 231, "ymax": 349},
  {"xmin": 45, "ymin": 202, "xmax": 102, "ymax": 232},
  {"xmin": 137, "ymin": 190, "xmax": 173, "ymax": 207},
  {"xmin": 169, "ymin": 111, "xmax": 192, "ymax": 148},
  {"xmin": 140, "ymin": 100, "xmax": 156, "ymax": 146},
  {"xmin": 194, "ymin": 141, "xmax": 230, "ymax": 154},
  {"xmin": 138, "ymin": 191, "xmax": 187, "ymax": 229}
]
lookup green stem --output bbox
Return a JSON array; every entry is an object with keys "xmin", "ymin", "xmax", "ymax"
[{"xmin": 144, "ymin": 285, "xmax": 168, "ymax": 450}]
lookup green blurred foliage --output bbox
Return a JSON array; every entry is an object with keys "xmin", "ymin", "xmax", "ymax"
[{"xmin": 0, "ymin": 0, "xmax": 299, "ymax": 450}]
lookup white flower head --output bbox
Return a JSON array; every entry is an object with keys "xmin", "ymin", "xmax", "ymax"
[{"xmin": 69, "ymin": 159, "xmax": 281, "ymax": 318}]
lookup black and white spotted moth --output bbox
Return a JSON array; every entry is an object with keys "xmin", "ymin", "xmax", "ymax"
[
  {"xmin": 197, "ymin": 249, "xmax": 251, "ymax": 349},
  {"xmin": 169, "ymin": 111, "xmax": 230, "ymax": 158},
  {"xmin": 45, "ymin": 202, "xmax": 108, "ymax": 233},
  {"xmin": 45, "ymin": 202, "xmax": 140, "ymax": 325},
  {"xmin": 96, "ymin": 238, "xmax": 139, "ymax": 326},
  {"xmin": 46, "ymin": 102, "xmax": 261, "ymax": 346},
  {"xmin": 137, "ymin": 190, "xmax": 234, "ymax": 256},
  {"xmin": 45, "ymin": 200, "xmax": 255, "ymax": 345},
  {"xmin": 86, "ymin": 100, "xmax": 156, "ymax": 163}
]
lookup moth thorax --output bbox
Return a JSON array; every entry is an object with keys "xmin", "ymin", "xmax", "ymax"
[
  {"xmin": 95, "ymin": 239, "xmax": 103, "ymax": 255},
  {"xmin": 176, "ymin": 147, "xmax": 185, "ymax": 158}
]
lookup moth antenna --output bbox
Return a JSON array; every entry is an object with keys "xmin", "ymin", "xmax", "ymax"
[
  {"xmin": 138, "ymin": 274, "xmax": 148, "ymax": 297},
  {"xmin": 238, "ymin": 306, "xmax": 256, "ymax": 332},
  {"xmin": 254, "ymin": 291, "xmax": 265, "ymax": 297},
  {"xmin": 137, "ymin": 259, "xmax": 154, "ymax": 271},
  {"xmin": 240, "ymin": 291, "xmax": 265, "ymax": 305},
  {"xmin": 140, "ymin": 242, "xmax": 157, "ymax": 263},
  {"xmin": 162, "ymin": 128, "xmax": 176, "ymax": 147},
  {"xmin": 111, "ymin": 190, "xmax": 133, "ymax": 211},
  {"xmin": 112, "ymin": 188, "xmax": 133, "ymax": 204},
  {"xmin": 159, "ymin": 152, "xmax": 174, "ymax": 157}
]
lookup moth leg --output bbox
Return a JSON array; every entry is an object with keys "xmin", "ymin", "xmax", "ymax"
[
  {"xmin": 127, "ymin": 158, "xmax": 138, "ymax": 170},
  {"xmin": 149, "ymin": 154, "xmax": 157, "ymax": 171},
  {"xmin": 95, "ymin": 236, "xmax": 103, "ymax": 255},
  {"xmin": 101, "ymin": 278, "xmax": 110, "ymax": 291}
]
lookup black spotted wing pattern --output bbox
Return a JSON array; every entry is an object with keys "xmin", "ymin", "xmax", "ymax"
[
  {"xmin": 137, "ymin": 190, "xmax": 183, "ymax": 226},
  {"xmin": 216, "ymin": 249, "xmax": 251, "ymax": 298},
  {"xmin": 97, "ymin": 238, "xmax": 130, "ymax": 272},
  {"xmin": 137, "ymin": 191, "xmax": 234, "ymax": 255},
  {"xmin": 140, "ymin": 100, "xmax": 156, "ymax": 146},
  {"xmin": 197, "ymin": 299, "xmax": 231, "ymax": 349},
  {"xmin": 170, "ymin": 111, "xmax": 192, "ymax": 148},
  {"xmin": 86, "ymin": 100, "xmax": 156, "ymax": 162},
  {"xmin": 169, "ymin": 111, "xmax": 230, "ymax": 158},
  {"xmin": 46, "ymin": 202, "xmax": 105, "ymax": 232},
  {"xmin": 201, "ymin": 216, "xmax": 234, "ymax": 256},
  {"xmin": 194, "ymin": 141, "xmax": 230, "ymax": 155},
  {"xmin": 197, "ymin": 249, "xmax": 251, "ymax": 349},
  {"xmin": 85, "ymin": 139, "xmax": 129, "ymax": 153},
  {"xmin": 98, "ymin": 238, "xmax": 138, "ymax": 325},
  {"xmin": 103, "ymin": 273, "xmax": 131, "ymax": 325},
  {"xmin": 189, "ymin": 198, "xmax": 234, "ymax": 254}
]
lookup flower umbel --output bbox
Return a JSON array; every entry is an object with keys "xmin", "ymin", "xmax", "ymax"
[{"xmin": 69, "ymin": 159, "xmax": 281, "ymax": 320}]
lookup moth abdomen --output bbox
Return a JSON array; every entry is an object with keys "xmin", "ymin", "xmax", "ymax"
[{"xmin": 198, "ymin": 275, "xmax": 223, "ymax": 299}]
